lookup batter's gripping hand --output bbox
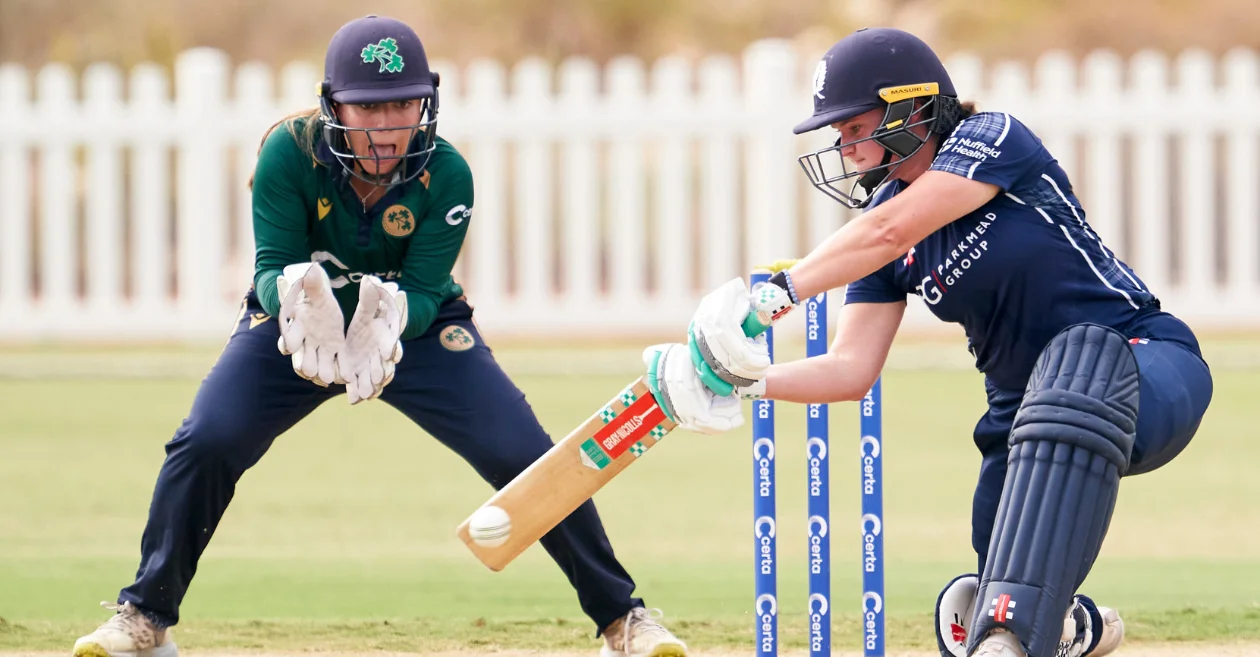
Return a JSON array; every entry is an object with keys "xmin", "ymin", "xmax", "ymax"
[
  {"xmin": 688, "ymin": 277, "xmax": 793, "ymax": 396},
  {"xmin": 276, "ymin": 262, "xmax": 346, "ymax": 387},
  {"xmin": 643, "ymin": 343, "xmax": 745, "ymax": 435},
  {"xmin": 341, "ymin": 275, "xmax": 408, "ymax": 405}
]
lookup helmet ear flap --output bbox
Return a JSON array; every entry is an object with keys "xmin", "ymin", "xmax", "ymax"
[
  {"xmin": 428, "ymin": 71, "xmax": 441, "ymax": 113},
  {"xmin": 872, "ymin": 99, "xmax": 925, "ymax": 158},
  {"xmin": 318, "ymin": 84, "xmax": 348, "ymax": 160}
]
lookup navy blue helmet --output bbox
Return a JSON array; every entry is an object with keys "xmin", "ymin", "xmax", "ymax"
[
  {"xmin": 319, "ymin": 15, "xmax": 440, "ymax": 187},
  {"xmin": 795, "ymin": 27, "xmax": 963, "ymax": 208}
]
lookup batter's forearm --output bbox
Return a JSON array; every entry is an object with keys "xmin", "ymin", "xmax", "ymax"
[{"xmin": 764, "ymin": 353, "xmax": 874, "ymax": 405}]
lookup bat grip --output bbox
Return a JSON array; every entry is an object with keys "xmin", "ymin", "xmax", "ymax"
[{"xmin": 741, "ymin": 311, "xmax": 772, "ymax": 338}]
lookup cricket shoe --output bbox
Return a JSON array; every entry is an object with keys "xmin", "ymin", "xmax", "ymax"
[
  {"xmin": 600, "ymin": 607, "xmax": 687, "ymax": 657},
  {"xmin": 971, "ymin": 628, "xmax": 1027, "ymax": 657},
  {"xmin": 1057, "ymin": 596, "xmax": 1125, "ymax": 657},
  {"xmin": 73, "ymin": 601, "xmax": 177, "ymax": 657}
]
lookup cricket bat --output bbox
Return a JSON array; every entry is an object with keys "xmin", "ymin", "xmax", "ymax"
[
  {"xmin": 456, "ymin": 267, "xmax": 795, "ymax": 572},
  {"xmin": 456, "ymin": 376, "xmax": 677, "ymax": 571}
]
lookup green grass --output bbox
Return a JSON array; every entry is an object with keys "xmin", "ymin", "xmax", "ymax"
[{"xmin": 0, "ymin": 338, "xmax": 1257, "ymax": 652}]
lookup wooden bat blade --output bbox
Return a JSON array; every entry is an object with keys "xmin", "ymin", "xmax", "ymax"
[{"xmin": 456, "ymin": 376, "xmax": 677, "ymax": 571}]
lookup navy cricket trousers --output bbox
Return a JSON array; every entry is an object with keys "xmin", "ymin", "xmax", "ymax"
[
  {"xmin": 117, "ymin": 291, "xmax": 643, "ymax": 631},
  {"xmin": 969, "ymin": 320, "xmax": 1214, "ymax": 571}
]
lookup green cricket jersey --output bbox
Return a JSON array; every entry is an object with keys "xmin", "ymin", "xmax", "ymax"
[{"xmin": 250, "ymin": 116, "xmax": 471, "ymax": 341}]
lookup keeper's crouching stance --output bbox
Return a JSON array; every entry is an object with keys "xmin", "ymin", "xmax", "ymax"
[{"xmin": 72, "ymin": 15, "xmax": 687, "ymax": 657}]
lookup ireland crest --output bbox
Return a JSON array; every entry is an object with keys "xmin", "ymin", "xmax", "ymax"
[{"xmin": 361, "ymin": 38, "xmax": 405, "ymax": 74}]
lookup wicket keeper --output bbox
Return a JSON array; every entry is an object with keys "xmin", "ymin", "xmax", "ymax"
[{"xmin": 72, "ymin": 15, "xmax": 687, "ymax": 657}]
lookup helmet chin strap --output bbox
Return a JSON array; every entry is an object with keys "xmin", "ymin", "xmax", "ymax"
[{"xmin": 857, "ymin": 149, "xmax": 895, "ymax": 196}]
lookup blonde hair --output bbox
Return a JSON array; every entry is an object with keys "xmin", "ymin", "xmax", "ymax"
[{"xmin": 247, "ymin": 107, "xmax": 323, "ymax": 191}]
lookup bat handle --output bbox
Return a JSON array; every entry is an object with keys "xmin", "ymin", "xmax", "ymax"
[{"xmin": 741, "ymin": 311, "xmax": 772, "ymax": 338}]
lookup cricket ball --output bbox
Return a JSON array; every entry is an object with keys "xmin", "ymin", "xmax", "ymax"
[{"xmin": 468, "ymin": 505, "xmax": 512, "ymax": 548}]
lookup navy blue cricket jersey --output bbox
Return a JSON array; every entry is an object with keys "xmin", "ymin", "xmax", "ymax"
[{"xmin": 846, "ymin": 111, "xmax": 1197, "ymax": 391}]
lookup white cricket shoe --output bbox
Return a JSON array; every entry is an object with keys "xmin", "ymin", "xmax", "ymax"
[
  {"xmin": 1091, "ymin": 607, "xmax": 1125, "ymax": 656},
  {"xmin": 72, "ymin": 601, "xmax": 177, "ymax": 657},
  {"xmin": 972, "ymin": 628, "xmax": 1027, "ymax": 657},
  {"xmin": 600, "ymin": 607, "xmax": 688, "ymax": 657},
  {"xmin": 1059, "ymin": 598, "xmax": 1125, "ymax": 657}
]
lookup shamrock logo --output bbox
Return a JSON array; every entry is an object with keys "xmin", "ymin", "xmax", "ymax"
[
  {"xmin": 382, "ymin": 205, "xmax": 415, "ymax": 237},
  {"xmin": 361, "ymin": 38, "xmax": 405, "ymax": 74},
  {"xmin": 440, "ymin": 325, "xmax": 476, "ymax": 352},
  {"xmin": 388, "ymin": 208, "xmax": 412, "ymax": 232}
]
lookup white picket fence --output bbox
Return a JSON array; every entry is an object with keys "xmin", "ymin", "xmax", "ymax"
[{"xmin": 1, "ymin": 40, "xmax": 1258, "ymax": 342}]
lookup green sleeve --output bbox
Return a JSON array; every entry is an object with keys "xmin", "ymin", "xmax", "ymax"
[
  {"xmin": 251, "ymin": 124, "xmax": 313, "ymax": 317},
  {"xmin": 399, "ymin": 158, "xmax": 474, "ymax": 340}
]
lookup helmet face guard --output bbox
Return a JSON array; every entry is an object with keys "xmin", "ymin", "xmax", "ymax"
[
  {"xmin": 319, "ymin": 87, "xmax": 439, "ymax": 189},
  {"xmin": 797, "ymin": 84, "xmax": 943, "ymax": 209}
]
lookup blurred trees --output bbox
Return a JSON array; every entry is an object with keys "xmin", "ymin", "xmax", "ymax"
[{"xmin": 1, "ymin": 0, "xmax": 1257, "ymax": 72}]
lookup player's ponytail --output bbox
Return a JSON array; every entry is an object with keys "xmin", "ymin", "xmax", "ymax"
[
  {"xmin": 928, "ymin": 97, "xmax": 979, "ymax": 155},
  {"xmin": 247, "ymin": 108, "xmax": 323, "ymax": 191}
]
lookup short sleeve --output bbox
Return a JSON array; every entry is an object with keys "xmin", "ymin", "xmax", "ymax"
[
  {"xmin": 844, "ymin": 262, "xmax": 905, "ymax": 305},
  {"xmin": 930, "ymin": 112, "xmax": 1046, "ymax": 191}
]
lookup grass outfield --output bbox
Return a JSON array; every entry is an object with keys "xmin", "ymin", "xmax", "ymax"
[{"xmin": 1, "ymin": 337, "xmax": 1258, "ymax": 652}]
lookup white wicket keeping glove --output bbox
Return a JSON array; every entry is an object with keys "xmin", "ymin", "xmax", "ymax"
[
  {"xmin": 643, "ymin": 343, "xmax": 745, "ymax": 435},
  {"xmin": 276, "ymin": 262, "xmax": 346, "ymax": 387},
  {"xmin": 341, "ymin": 275, "xmax": 408, "ymax": 405},
  {"xmin": 688, "ymin": 277, "xmax": 791, "ymax": 396}
]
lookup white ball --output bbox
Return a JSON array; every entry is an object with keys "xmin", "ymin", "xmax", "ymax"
[{"xmin": 469, "ymin": 505, "xmax": 512, "ymax": 548}]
